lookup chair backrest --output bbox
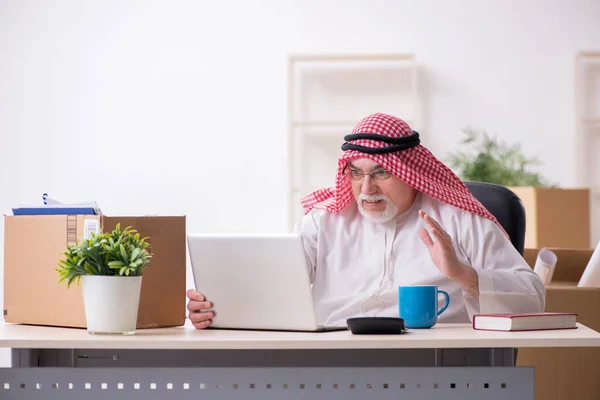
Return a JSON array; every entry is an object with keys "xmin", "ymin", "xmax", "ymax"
[{"xmin": 464, "ymin": 181, "xmax": 526, "ymax": 255}]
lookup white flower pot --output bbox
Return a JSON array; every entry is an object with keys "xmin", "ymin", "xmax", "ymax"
[{"xmin": 81, "ymin": 275, "xmax": 143, "ymax": 335}]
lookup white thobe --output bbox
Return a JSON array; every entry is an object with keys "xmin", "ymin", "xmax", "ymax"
[{"xmin": 293, "ymin": 191, "xmax": 546, "ymax": 326}]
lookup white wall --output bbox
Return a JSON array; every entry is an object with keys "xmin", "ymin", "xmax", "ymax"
[{"xmin": 1, "ymin": 0, "xmax": 599, "ymax": 366}]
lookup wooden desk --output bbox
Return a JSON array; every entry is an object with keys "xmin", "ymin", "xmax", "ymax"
[{"xmin": 1, "ymin": 322, "xmax": 599, "ymax": 400}]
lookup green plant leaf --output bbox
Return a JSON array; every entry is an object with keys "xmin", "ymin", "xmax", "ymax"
[
  {"xmin": 119, "ymin": 244, "xmax": 128, "ymax": 263},
  {"xmin": 446, "ymin": 128, "xmax": 552, "ymax": 187},
  {"xmin": 108, "ymin": 261, "xmax": 125, "ymax": 269},
  {"xmin": 130, "ymin": 247, "xmax": 140, "ymax": 262},
  {"xmin": 84, "ymin": 264, "xmax": 96, "ymax": 275}
]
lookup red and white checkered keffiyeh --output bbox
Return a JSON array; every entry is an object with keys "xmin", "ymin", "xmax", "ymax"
[{"xmin": 300, "ymin": 112, "xmax": 504, "ymax": 231}]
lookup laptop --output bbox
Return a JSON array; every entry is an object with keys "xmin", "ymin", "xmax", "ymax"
[{"xmin": 187, "ymin": 233, "xmax": 346, "ymax": 332}]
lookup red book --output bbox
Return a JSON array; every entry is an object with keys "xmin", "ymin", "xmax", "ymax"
[{"xmin": 472, "ymin": 312, "xmax": 577, "ymax": 331}]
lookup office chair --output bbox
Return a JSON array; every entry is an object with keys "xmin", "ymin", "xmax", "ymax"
[
  {"xmin": 464, "ymin": 181, "xmax": 526, "ymax": 256},
  {"xmin": 464, "ymin": 181, "xmax": 526, "ymax": 366}
]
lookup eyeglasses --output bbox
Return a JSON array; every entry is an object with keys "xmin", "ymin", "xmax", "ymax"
[{"xmin": 343, "ymin": 165, "xmax": 393, "ymax": 182}]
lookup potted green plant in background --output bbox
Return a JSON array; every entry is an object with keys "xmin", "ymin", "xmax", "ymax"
[
  {"xmin": 56, "ymin": 224, "xmax": 153, "ymax": 335},
  {"xmin": 447, "ymin": 127, "xmax": 551, "ymax": 187},
  {"xmin": 447, "ymin": 128, "xmax": 591, "ymax": 250}
]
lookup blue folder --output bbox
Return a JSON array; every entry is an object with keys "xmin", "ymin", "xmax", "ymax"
[{"xmin": 12, "ymin": 207, "xmax": 98, "ymax": 215}]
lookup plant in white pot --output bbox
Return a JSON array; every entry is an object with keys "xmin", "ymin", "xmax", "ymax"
[{"xmin": 56, "ymin": 224, "xmax": 152, "ymax": 335}]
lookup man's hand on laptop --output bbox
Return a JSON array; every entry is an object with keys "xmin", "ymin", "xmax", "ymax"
[{"xmin": 186, "ymin": 289, "xmax": 214, "ymax": 329}]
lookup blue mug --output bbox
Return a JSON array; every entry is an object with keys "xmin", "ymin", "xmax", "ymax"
[{"xmin": 398, "ymin": 285, "xmax": 450, "ymax": 329}]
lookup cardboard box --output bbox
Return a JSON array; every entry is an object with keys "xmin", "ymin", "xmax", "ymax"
[
  {"xmin": 517, "ymin": 247, "xmax": 600, "ymax": 400},
  {"xmin": 3, "ymin": 215, "xmax": 186, "ymax": 329},
  {"xmin": 508, "ymin": 187, "xmax": 591, "ymax": 249}
]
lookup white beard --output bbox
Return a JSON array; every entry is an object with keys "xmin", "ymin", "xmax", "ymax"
[{"xmin": 357, "ymin": 193, "xmax": 399, "ymax": 223}]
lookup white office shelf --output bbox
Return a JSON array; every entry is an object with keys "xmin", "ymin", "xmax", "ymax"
[
  {"xmin": 575, "ymin": 51, "xmax": 600, "ymax": 184},
  {"xmin": 575, "ymin": 51, "xmax": 600, "ymax": 246},
  {"xmin": 287, "ymin": 53, "xmax": 421, "ymax": 228},
  {"xmin": 576, "ymin": 51, "xmax": 600, "ymax": 122}
]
